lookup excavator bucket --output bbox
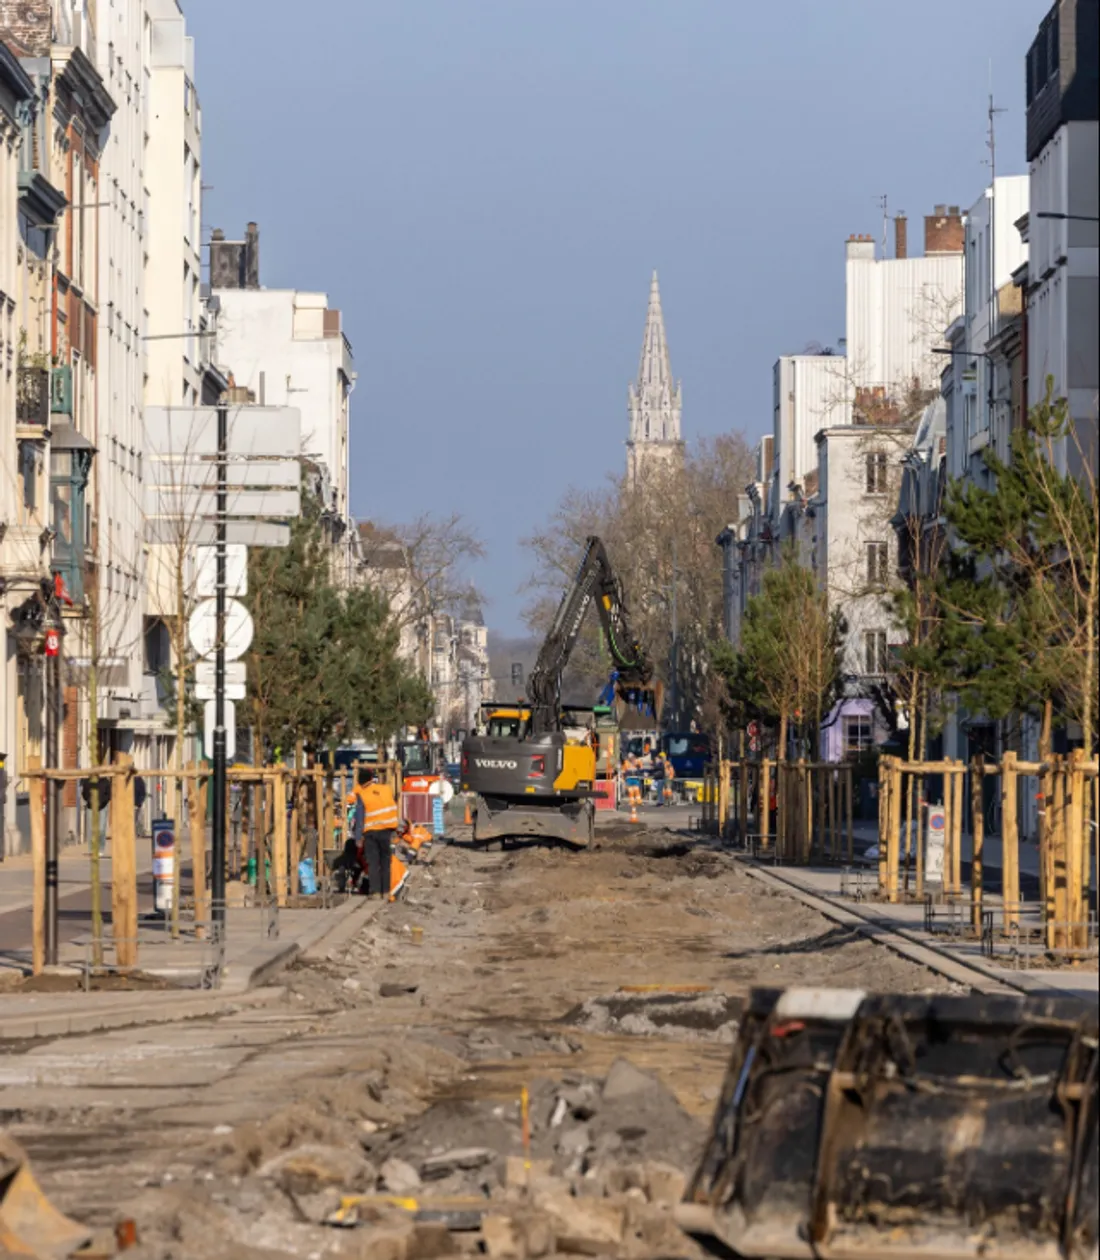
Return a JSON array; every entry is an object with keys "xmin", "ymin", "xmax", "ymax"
[
  {"xmin": 677, "ymin": 988, "xmax": 1099, "ymax": 1260},
  {"xmin": 0, "ymin": 1134, "xmax": 92, "ymax": 1258},
  {"xmin": 613, "ymin": 680, "xmax": 664, "ymax": 727}
]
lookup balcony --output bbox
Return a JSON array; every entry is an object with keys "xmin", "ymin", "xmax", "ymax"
[{"xmin": 16, "ymin": 366, "xmax": 50, "ymax": 429}]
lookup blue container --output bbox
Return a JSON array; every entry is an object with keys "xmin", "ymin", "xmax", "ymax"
[{"xmin": 298, "ymin": 858, "xmax": 318, "ymax": 896}]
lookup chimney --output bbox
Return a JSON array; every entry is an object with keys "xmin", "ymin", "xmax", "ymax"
[
  {"xmin": 924, "ymin": 205, "xmax": 964, "ymax": 255},
  {"xmin": 894, "ymin": 213, "xmax": 908, "ymax": 259},
  {"xmin": 209, "ymin": 228, "xmax": 241, "ymax": 289},
  {"xmin": 846, "ymin": 233, "xmax": 876, "ymax": 261},
  {"xmin": 244, "ymin": 221, "xmax": 260, "ymax": 289}
]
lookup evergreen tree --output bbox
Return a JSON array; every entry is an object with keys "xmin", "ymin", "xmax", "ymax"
[
  {"xmin": 246, "ymin": 495, "xmax": 432, "ymax": 756},
  {"xmin": 713, "ymin": 550, "xmax": 845, "ymax": 758},
  {"xmin": 928, "ymin": 382, "xmax": 1099, "ymax": 754}
]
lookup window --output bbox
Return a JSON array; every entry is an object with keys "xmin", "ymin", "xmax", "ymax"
[
  {"xmin": 865, "ymin": 451, "xmax": 888, "ymax": 494},
  {"xmin": 19, "ymin": 442, "xmax": 38, "ymax": 518},
  {"xmin": 866, "ymin": 541, "xmax": 889, "ymax": 586},
  {"xmin": 864, "ymin": 629, "xmax": 889, "ymax": 675},
  {"xmin": 843, "ymin": 715, "xmax": 873, "ymax": 759}
]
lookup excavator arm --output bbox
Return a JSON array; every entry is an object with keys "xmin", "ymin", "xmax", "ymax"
[{"xmin": 526, "ymin": 536, "xmax": 656, "ymax": 734}]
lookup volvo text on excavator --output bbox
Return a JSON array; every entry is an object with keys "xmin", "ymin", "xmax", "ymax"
[{"xmin": 460, "ymin": 536, "xmax": 659, "ymax": 847}]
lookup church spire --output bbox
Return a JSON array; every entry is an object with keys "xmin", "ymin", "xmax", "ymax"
[{"xmin": 627, "ymin": 270, "xmax": 683, "ymax": 484}]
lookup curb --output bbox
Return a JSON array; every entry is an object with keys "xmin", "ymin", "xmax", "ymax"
[
  {"xmin": 740, "ymin": 863, "xmax": 1029, "ymax": 996},
  {"xmin": 0, "ymin": 986, "xmax": 283, "ymax": 1042}
]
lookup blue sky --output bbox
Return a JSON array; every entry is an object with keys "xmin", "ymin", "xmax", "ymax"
[{"xmin": 185, "ymin": 0, "xmax": 1042, "ymax": 634}]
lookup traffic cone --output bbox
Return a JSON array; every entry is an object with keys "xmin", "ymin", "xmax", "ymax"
[
  {"xmin": 629, "ymin": 791, "xmax": 638, "ymax": 824},
  {"xmin": 464, "ymin": 796, "xmax": 472, "ymax": 826}
]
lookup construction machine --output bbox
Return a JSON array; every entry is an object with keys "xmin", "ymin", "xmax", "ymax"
[
  {"xmin": 461, "ymin": 535, "xmax": 659, "ymax": 847},
  {"xmin": 677, "ymin": 987, "xmax": 1099, "ymax": 1260}
]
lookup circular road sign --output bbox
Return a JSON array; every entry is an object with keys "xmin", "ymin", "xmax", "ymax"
[{"xmin": 187, "ymin": 598, "xmax": 254, "ymax": 661}]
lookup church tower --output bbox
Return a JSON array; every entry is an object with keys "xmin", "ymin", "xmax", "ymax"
[{"xmin": 626, "ymin": 271, "xmax": 683, "ymax": 486}]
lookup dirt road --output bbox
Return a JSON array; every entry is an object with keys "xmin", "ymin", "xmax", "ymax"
[{"xmin": 0, "ymin": 818, "xmax": 955, "ymax": 1258}]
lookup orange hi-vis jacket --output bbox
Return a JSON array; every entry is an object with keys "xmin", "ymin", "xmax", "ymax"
[{"xmin": 352, "ymin": 782, "xmax": 400, "ymax": 836}]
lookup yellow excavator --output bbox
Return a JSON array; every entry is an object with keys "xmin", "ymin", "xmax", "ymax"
[{"xmin": 461, "ymin": 536, "xmax": 660, "ymax": 847}]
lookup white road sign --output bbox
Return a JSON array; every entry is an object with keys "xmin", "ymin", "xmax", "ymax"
[
  {"xmin": 204, "ymin": 699, "xmax": 236, "ymax": 760},
  {"xmin": 187, "ymin": 598, "xmax": 254, "ymax": 661},
  {"xmin": 195, "ymin": 545, "xmax": 248, "ymax": 598},
  {"xmin": 149, "ymin": 459, "xmax": 300, "ymax": 489},
  {"xmin": 144, "ymin": 520, "xmax": 291, "ymax": 548},
  {"xmin": 195, "ymin": 661, "xmax": 246, "ymax": 689},
  {"xmin": 196, "ymin": 681, "xmax": 246, "ymax": 701},
  {"xmin": 144, "ymin": 486, "xmax": 300, "ymax": 520},
  {"xmin": 145, "ymin": 406, "xmax": 302, "ymax": 459}
]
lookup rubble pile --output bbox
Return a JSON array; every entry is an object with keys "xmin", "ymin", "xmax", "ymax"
[{"xmin": 128, "ymin": 1055, "xmax": 706, "ymax": 1258}]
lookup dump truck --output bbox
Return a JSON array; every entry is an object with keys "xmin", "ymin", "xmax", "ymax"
[
  {"xmin": 461, "ymin": 535, "xmax": 660, "ymax": 847},
  {"xmin": 677, "ymin": 986, "xmax": 1099, "ymax": 1260}
]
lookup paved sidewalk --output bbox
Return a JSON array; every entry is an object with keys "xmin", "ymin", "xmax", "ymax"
[
  {"xmin": 743, "ymin": 860, "xmax": 1098, "ymax": 1002},
  {"xmin": 0, "ymin": 890, "xmax": 383, "ymax": 1040}
]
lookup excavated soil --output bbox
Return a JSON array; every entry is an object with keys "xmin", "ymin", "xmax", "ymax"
[{"xmin": 0, "ymin": 816, "xmax": 955, "ymax": 1258}]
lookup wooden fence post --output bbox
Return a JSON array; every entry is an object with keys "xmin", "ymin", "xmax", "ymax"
[
  {"xmin": 951, "ymin": 761, "xmax": 964, "ymax": 896},
  {"xmin": 877, "ymin": 757, "xmax": 890, "ymax": 894},
  {"xmin": 717, "ymin": 759, "xmax": 730, "ymax": 840},
  {"xmin": 1067, "ymin": 750, "xmax": 1085, "ymax": 951},
  {"xmin": 111, "ymin": 754, "xmax": 138, "ymax": 969},
  {"xmin": 845, "ymin": 765, "xmax": 854, "ymax": 864},
  {"xmin": 290, "ymin": 777, "xmax": 301, "ymax": 898},
  {"xmin": 887, "ymin": 758, "xmax": 903, "ymax": 903},
  {"xmin": 740, "ymin": 759, "xmax": 749, "ymax": 845},
  {"xmin": 28, "ymin": 759, "xmax": 46, "ymax": 975},
  {"xmin": 187, "ymin": 764, "xmax": 208, "ymax": 937},
  {"xmin": 273, "ymin": 769, "xmax": 289, "ymax": 907},
  {"xmin": 1049, "ymin": 759, "xmax": 1069, "ymax": 952},
  {"xmin": 1001, "ymin": 752, "xmax": 1019, "ymax": 935},
  {"xmin": 1040, "ymin": 756, "xmax": 1055, "ymax": 936},
  {"xmin": 800, "ymin": 760, "xmax": 811, "ymax": 863},
  {"xmin": 970, "ymin": 755, "xmax": 985, "ymax": 932},
  {"xmin": 760, "ymin": 759, "xmax": 771, "ymax": 854}
]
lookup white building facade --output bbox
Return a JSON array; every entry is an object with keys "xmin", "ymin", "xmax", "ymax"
[
  {"xmin": 144, "ymin": 0, "xmax": 202, "ymax": 410},
  {"xmin": 1024, "ymin": 0, "xmax": 1098, "ymax": 477},
  {"xmin": 211, "ymin": 227, "xmax": 355, "ymax": 583},
  {"xmin": 91, "ymin": 0, "xmax": 152, "ymax": 764}
]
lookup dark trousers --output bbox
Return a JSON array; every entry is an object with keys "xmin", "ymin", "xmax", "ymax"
[{"xmin": 363, "ymin": 828, "xmax": 393, "ymax": 897}]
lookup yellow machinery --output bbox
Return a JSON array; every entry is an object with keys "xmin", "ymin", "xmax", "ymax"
[{"xmin": 461, "ymin": 537, "xmax": 659, "ymax": 847}]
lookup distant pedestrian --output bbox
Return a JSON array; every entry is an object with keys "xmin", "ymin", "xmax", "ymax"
[{"xmin": 349, "ymin": 766, "xmax": 400, "ymax": 899}]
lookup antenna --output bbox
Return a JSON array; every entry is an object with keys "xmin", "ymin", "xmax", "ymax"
[
  {"xmin": 984, "ymin": 64, "xmax": 1007, "ymax": 181},
  {"xmin": 878, "ymin": 194, "xmax": 888, "ymax": 256}
]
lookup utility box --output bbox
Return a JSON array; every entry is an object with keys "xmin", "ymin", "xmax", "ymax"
[
  {"xmin": 924, "ymin": 805, "xmax": 946, "ymax": 894},
  {"xmin": 151, "ymin": 818, "xmax": 175, "ymax": 915}
]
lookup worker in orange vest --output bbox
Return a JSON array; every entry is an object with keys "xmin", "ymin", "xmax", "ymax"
[{"xmin": 349, "ymin": 766, "xmax": 400, "ymax": 898}]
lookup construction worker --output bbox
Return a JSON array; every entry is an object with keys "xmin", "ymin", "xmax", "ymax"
[
  {"xmin": 349, "ymin": 766, "xmax": 400, "ymax": 899},
  {"xmin": 660, "ymin": 753, "xmax": 676, "ymax": 806}
]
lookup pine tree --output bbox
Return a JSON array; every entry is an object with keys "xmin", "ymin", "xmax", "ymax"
[
  {"xmin": 929, "ymin": 381, "xmax": 1099, "ymax": 754},
  {"xmin": 714, "ymin": 549, "xmax": 846, "ymax": 759},
  {"xmin": 246, "ymin": 496, "xmax": 432, "ymax": 756}
]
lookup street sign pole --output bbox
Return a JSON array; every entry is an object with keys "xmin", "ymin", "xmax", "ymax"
[{"xmin": 211, "ymin": 404, "xmax": 228, "ymax": 940}]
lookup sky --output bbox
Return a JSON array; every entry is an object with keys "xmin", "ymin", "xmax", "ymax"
[{"xmin": 185, "ymin": 0, "xmax": 1042, "ymax": 635}]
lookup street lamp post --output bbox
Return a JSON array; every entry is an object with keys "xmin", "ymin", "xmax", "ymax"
[{"xmin": 43, "ymin": 606, "xmax": 63, "ymax": 967}]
